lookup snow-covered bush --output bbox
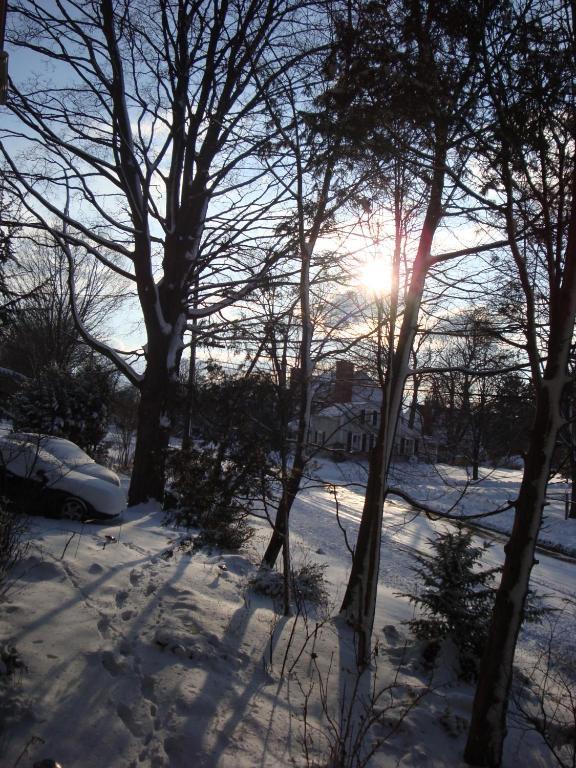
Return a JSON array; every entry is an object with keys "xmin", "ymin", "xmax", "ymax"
[
  {"xmin": 9, "ymin": 360, "xmax": 113, "ymax": 454},
  {"xmin": 250, "ymin": 561, "xmax": 329, "ymax": 609},
  {"xmin": 404, "ymin": 526, "xmax": 500, "ymax": 680},
  {"xmin": 164, "ymin": 447, "xmax": 259, "ymax": 550}
]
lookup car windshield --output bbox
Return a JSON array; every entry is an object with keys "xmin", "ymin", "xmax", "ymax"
[
  {"xmin": 9, "ymin": 434, "xmax": 93, "ymax": 465},
  {"xmin": 0, "ymin": 438, "xmax": 66, "ymax": 478}
]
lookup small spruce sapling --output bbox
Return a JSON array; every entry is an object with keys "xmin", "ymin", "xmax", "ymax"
[{"xmin": 404, "ymin": 525, "xmax": 500, "ymax": 679}]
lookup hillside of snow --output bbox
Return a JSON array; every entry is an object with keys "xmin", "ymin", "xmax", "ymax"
[{"xmin": 1, "ymin": 461, "xmax": 575, "ymax": 767}]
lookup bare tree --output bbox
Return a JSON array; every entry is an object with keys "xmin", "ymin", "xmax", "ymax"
[
  {"xmin": 0, "ymin": 0, "xmax": 314, "ymax": 504},
  {"xmin": 421, "ymin": 309, "xmax": 521, "ymax": 478},
  {"xmin": 226, "ymin": 44, "xmax": 372, "ymax": 573},
  {"xmin": 0, "ymin": 239, "xmax": 118, "ymax": 377}
]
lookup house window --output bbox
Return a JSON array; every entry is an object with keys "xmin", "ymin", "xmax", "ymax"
[
  {"xmin": 360, "ymin": 409, "xmax": 366, "ymax": 424},
  {"xmin": 361, "ymin": 433, "xmax": 367, "ymax": 452},
  {"xmin": 372, "ymin": 410, "xmax": 378, "ymax": 426},
  {"xmin": 347, "ymin": 431, "xmax": 352, "ymax": 451},
  {"xmin": 369, "ymin": 434, "xmax": 375, "ymax": 449},
  {"xmin": 352, "ymin": 433, "xmax": 360, "ymax": 449}
]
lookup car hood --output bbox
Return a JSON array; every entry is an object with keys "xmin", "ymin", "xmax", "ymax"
[
  {"xmin": 49, "ymin": 468, "xmax": 126, "ymax": 517},
  {"xmin": 68, "ymin": 461, "xmax": 121, "ymax": 487}
]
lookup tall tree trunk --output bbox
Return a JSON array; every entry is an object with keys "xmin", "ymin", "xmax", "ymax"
[
  {"xmin": 463, "ymin": 376, "xmax": 568, "ymax": 766},
  {"xmin": 128, "ymin": 354, "xmax": 176, "ymax": 506},
  {"xmin": 464, "ymin": 162, "xmax": 576, "ymax": 766},
  {"xmin": 340, "ymin": 133, "xmax": 446, "ymax": 662},
  {"xmin": 262, "ymin": 448, "xmax": 307, "ymax": 567},
  {"xmin": 340, "ymin": 416, "xmax": 389, "ymax": 660}
]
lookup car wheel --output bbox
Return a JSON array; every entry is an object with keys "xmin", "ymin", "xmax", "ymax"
[{"xmin": 60, "ymin": 496, "xmax": 88, "ymax": 521}]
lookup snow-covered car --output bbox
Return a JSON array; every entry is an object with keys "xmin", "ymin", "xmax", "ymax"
[
  {"xmin": 0, "ymin": 435, "xmax": 125, "ymax": 521},
  {"xmin": 7, "ymin": 433, "xmax": 121, "ymax": 486}
]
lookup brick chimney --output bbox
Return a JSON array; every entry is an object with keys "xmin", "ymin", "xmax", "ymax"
[{"xmin": 333, "ymin": 359, "xmax": 354, "ymax": 403}]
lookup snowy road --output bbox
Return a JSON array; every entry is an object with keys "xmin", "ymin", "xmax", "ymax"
[
  {"xmin": 293, "ymin": 470, "xmax": 576, "ymax": 602},
  {"xmin": 291, "ymin": 477, "xmax": 576, "ymax": 658}
]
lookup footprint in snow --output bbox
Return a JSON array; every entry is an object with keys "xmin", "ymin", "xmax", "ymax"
[
  {"xmin": 117, "ymin": 701, "xmax": 145, "ymax": 738},
  {"xmin": 141, "ymin": 674, "xmax": 157, "ymax": 703},
  {"xmin": 101, "ymin": 650, "xmax": 129, "ymax": 677},
  {"xmin": 97, "ymin": 616, "xmax": 111, "ymax": 637},
  {"xmin": 130, "ymin": 569, "xmax": 143, "ymax": 586}
]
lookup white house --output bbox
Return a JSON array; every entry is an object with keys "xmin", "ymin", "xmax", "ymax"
[{"xmin": 308, "ymin": 360, "xmax": 437, "ymax": 462}]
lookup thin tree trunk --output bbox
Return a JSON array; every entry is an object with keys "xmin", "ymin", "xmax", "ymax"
[
  {"xmin": 340, "ymin": 133, "xmax": 446, "ymax": 662},
  {"xmin": 570, "ymin": 443, "xmax": 576, "ymax": 518},
  {"xmin": 261, "ymin": 155, "xmax": 335, "ymax": 569},
  {"xmin": 181, "ymin": 315, "xmax": 198, "ymax": 452},
  {"xmin": 570, "ymin": 401, "xmax": 576, "ymax": 518},
  {"xmin": 262, "ymin": 364, "xmax": 310, "ymax": 568}
]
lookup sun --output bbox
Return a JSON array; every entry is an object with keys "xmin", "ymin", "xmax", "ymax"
[{"xmin": 359, "ymin": 258, "xmax": 392, "ymax": 296}]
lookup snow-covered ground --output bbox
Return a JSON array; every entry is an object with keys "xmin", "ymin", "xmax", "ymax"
[{"xmin": 0, "ymin": 459, "xmax": 574, "ymax": 767}]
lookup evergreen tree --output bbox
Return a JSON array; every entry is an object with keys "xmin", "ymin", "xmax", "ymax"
[
  {"xmin": 406, "ymin": 526, "xmax": 500, "ymax": 680},
  {"xmin": 9, "ymin": 360, "xmax": 114, "ymax": 454}
]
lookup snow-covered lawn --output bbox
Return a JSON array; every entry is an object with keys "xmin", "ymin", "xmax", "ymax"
[{"xmin": 0, "ymin": 460, "xmax": 574, "ymax": 767}]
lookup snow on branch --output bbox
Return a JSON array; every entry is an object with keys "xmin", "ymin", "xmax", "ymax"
[{"xmin": 0, "ymin": 366, "xmax": 29, "ymax": 382}]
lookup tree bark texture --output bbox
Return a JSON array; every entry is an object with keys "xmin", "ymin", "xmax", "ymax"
[{"xmin": 129, "ymin": 372, "xmax": 172, "ymax": 506}]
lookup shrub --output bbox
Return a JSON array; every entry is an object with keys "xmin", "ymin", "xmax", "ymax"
[
  {"xmin": 165, "ymin": 367, "xmax": 282, "ymax": 551},
  {"xmin": 164, "ymin": 447, "xmax": 265, "ymax": 550},
  {"xmin": 250, "ymin": 560, "xmax": 329, "ymax": 610},
  {"xmin": 9, "ymin": 360, "xmax": 114, "ymax": 453},
  {"xmin": 0, "ymin": 500, "xmax": 28, "ymax": 603},
  {"xmin": 109, "ymin": 385, "xmax": 139, "ymax": 469}
]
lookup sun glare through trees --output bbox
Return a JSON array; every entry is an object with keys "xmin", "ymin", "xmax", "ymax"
[
  {"xmin": 358, "ymin": 255, "xmax": 392, "ymax": 296},
  {"xmin": 0, "ymin": 1, "xmax": 575, "ymax": 767}
]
